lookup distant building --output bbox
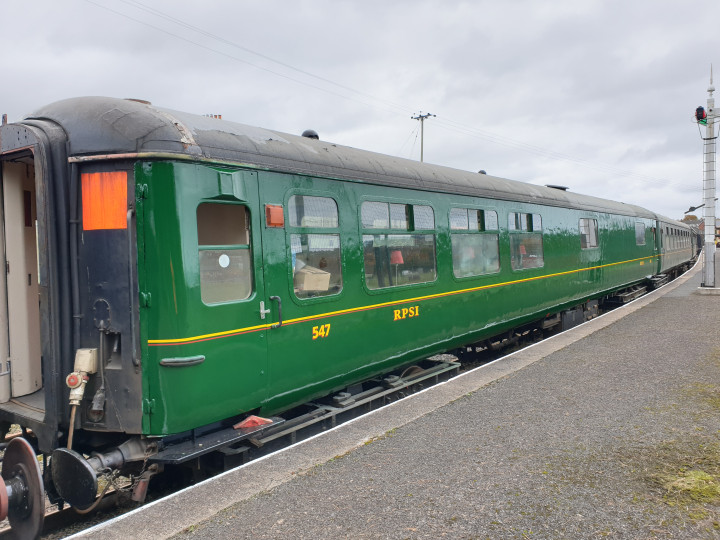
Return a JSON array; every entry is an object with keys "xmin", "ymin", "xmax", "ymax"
[{"xmin": 683, "ymin": 217, "xmax": 720, "ymax": 244}]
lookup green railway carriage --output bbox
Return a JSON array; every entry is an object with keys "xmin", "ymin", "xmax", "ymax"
[{"xmin": 0, "ymin": 97, "xmax": 694, "ymax": 533}]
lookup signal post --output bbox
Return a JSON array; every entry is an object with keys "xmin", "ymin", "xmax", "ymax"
[{"xmin": 696, "ymin": 74, "xmax": 718, "ymax": 288}]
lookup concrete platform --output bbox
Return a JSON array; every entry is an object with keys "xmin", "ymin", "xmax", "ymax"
[{"xmin": 72, "ymin": 260, "xmax": 720, "ymax": 539}]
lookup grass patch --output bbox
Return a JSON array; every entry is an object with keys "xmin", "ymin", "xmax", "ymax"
[
  {"xmin": 627, "ymin": 437, "xmax": 720, "ymax": 537},
  {"xmin": 663, "ymin": 469, "xmax": 720, "ymax": 504},
  {"xmin": 651, "ymin": 354, "xmax": 720, "ymax": 513},
  {"xmin": 682, "ymin": 382, "xmax": 720, "ymax": 414},
  {"xmin": 648, "ymin": 441, "xmax": 720, "ymax": 509}
]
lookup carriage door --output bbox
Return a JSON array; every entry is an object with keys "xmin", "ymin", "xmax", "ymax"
[
  {"xmin": 0, "ymin": 157, "xmax": 42, "ymax": 403},
  {"xmin": 257, "ymin": 175, "xmax": 348, "ymax": 409},
  {"xmin": 141, "ymin": 163, "xmax": 270, "ymax": 434}
]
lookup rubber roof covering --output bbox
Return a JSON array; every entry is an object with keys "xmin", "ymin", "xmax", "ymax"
[{"xmin": 25, "ymin": 96, "xmax": 668, "ymax": 220}]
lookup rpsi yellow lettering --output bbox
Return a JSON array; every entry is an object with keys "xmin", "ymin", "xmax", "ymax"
[{"xmin": 393, "ymin": 305, "xmax": 420, "ymax": 321}]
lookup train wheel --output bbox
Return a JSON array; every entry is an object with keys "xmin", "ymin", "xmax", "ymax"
[
  {"xmin": 400, "ymin": 365, "xmax": 424, "ymax": 378},
  {"xmin": 0, "ymin": 437, "xmax": 44, "ymax": 539}
]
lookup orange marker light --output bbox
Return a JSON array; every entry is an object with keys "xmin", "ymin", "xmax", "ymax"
[
  {"xmin": 81, "ymin": 171, "xmax": 128, "ymax": 230},
  {"xmin": 265, "ymin": 204, "xmax": 284, "ymax": 228}
]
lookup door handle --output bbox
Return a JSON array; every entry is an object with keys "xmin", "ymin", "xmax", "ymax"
[
  {"xmin": 259, "ymin": 301, "xmax": 271, "ymax": 319},
  {"xmin": 270, "ymin": 296, "xmax": 282, "ymax": 329}
]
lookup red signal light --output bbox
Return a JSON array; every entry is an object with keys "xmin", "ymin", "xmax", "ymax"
[{"xmin": 696, "ymin": 106, "xmax": 708, "ymax": 125}]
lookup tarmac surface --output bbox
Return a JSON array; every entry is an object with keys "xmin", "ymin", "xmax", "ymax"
[{"xmin": 75, "ymin": 257, "xmax": 720, "ymax": 539}]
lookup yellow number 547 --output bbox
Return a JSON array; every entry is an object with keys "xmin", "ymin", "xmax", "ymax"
[{"xmin": 312, "ymin": 324, "xmax": 331, "ymax": 340}]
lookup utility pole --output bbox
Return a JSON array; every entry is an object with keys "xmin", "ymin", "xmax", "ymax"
[
  {"xmin": 411, "ymin": 112, "xmax": 435, "ymax": 162},
  {"xmin": 696, "ymin": 68, "xmax": 718, "ymax": 288}
]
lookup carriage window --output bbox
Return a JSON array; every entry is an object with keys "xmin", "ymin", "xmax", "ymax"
[
  {"xmin": 452, "ymin": 235, "xmax": 501, "ymax": 277},
  {"xmin": 363, "ymin": 234, "xmax": 436, "ymax": 289},
  {"xmin": 509, "ymin": 212, "xmax": 544, "ymax": 270},
  {"xmin": 485, "ymin": 210, "xmax": 499, "ymax": 230},
  {"xmin": 197, "ymin": 203, "xmax": 252, "ymax": 304},
  {"xmin": 508, "ymin": 212, "xmax": 541, "ymax": 232},
  {"xmin": 451, "ymin": 208, "xmax": 498, "ymax": 232},
  {"xmin": 291, "ymin": 234, "xmax": 342, "ymax": 298},
  {"xmin": 361, "ymin": 202, "xmax": 389, "ymax": 229},
  {"xmin": 450, "ymin": 208, "xmax": 500, "ymax": 278},
  {"xmin": 362, "ymin": 201, "xmax": 436, "ymax": 289},
  {"xmin": 450, "ymin": 208, "xmax": 469, "ymax": 230},
  {"xmin": 288, "ymin": 195, "xmax": 338, "ymax": 228},
  {"xmin": 289, "ymin": 196, "xmax": 342, "ymax": 299},
  {"xmin": 579, "ymin": 218, "xmax": 599, "ymax": 249},
  {"xmin": 635, "ymin": 222, "xmax": 646, "ymax": 246},
  {"xmin": 413, "ymin": 205, "xmax": 435, "ymax": 230},
  {"xmin": 362, "ymin": 201, "xmax": 435, "ymax": 231},
  {"xmin": 390, "ymin": 204, "xmax": 409, "ymax": 229}
]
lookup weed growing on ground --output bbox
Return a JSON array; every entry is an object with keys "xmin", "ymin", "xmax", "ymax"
[{"xmin": 647, "ymin": 442, "xmax": 720, "ymax": 510}]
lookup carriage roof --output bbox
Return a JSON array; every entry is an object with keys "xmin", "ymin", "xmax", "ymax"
[{"xmin": 22, "ymin": 96, "xmax": 678, "ymax": 222}]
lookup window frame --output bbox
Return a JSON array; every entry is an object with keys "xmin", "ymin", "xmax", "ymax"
[
  {"xmin": 361, "ymin": 201, "xmax": 435, "ymax": 232},
  {"xmin": 508, "ymin": 211, "xmax": 544, "ymax": 271},
  {"xmin": 196, "ymin": 201, "xmax": 254, "ymax": 306},
  {"xmin": 360, "ymin": 200, "xmax": 437, "ymax": 291},
  {"xmin": 288, "ymin": 194, "xmax": 339, "ymax": 228},
  {"xmin": 579, "ymin": 218, "xmax": 599, "ymax": 249},
  {"xmin": 286, "ymin": 193, "xmax": 344, "ymax": 301},
  {"xmin": 635, "ymin": 222, "xmax": 646, "ymax": 246},
  {"xmin": 448, "ymin": 207, "xmax": 501, "ymax": 279}
]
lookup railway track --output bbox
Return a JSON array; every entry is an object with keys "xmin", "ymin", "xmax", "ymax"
[
  {"xmin": 0, "ymin": 351, "xmax": 539, "ymax": 537},
  {"xmin": 0, "ymin": 276, "xmax": 684, "ymax": 539},
  {"xmin": 0, "ymin": 491, "xmax": 124, "ymax": 539}
]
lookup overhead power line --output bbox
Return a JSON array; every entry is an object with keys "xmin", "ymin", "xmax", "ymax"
[
  {"xmin": 84, "ymin": 0, "xmax": 409, "ymax": 116},
  {"xmin": 87, "ymin": 0, "xmax": 414, "ymax": 117},
  {"xmin": 86, "ymin": 0, "xmax": 691, "ymax": 191}
]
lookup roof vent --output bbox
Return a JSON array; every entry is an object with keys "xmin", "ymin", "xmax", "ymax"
[
  {"xmin": 302, "ymin": 129, "xmax": 319, "ymax": 140},
  {"xmin": 478, "ymin": 170, "xmax": 487, "ymax": 174},
  {"xmin": 546, "ymin": 184, "xmax": 569, "ymax": 191}
]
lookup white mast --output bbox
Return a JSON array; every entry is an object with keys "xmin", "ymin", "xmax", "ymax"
[{"xmin": 702, "ymin": 66, "xmax": 717, "ymax": 287}]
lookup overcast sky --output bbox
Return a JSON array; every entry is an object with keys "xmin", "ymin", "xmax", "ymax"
[{"xmin": 2, "ymin": 0, "xmax": 718, "ymax": 219}]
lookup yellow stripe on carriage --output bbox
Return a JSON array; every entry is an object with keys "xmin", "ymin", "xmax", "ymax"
[{"xmin": 147, "ymin": 254, "xmax": 661, "ymax": 347}]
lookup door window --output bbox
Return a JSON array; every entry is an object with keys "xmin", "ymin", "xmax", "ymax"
[
  {"xmin": 197, "ymin": 203, "xmax": 253, "ymax": 304},
  {"xmin": 288, "ymin": 195, "xmax": 342, "ymax": 298}
]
